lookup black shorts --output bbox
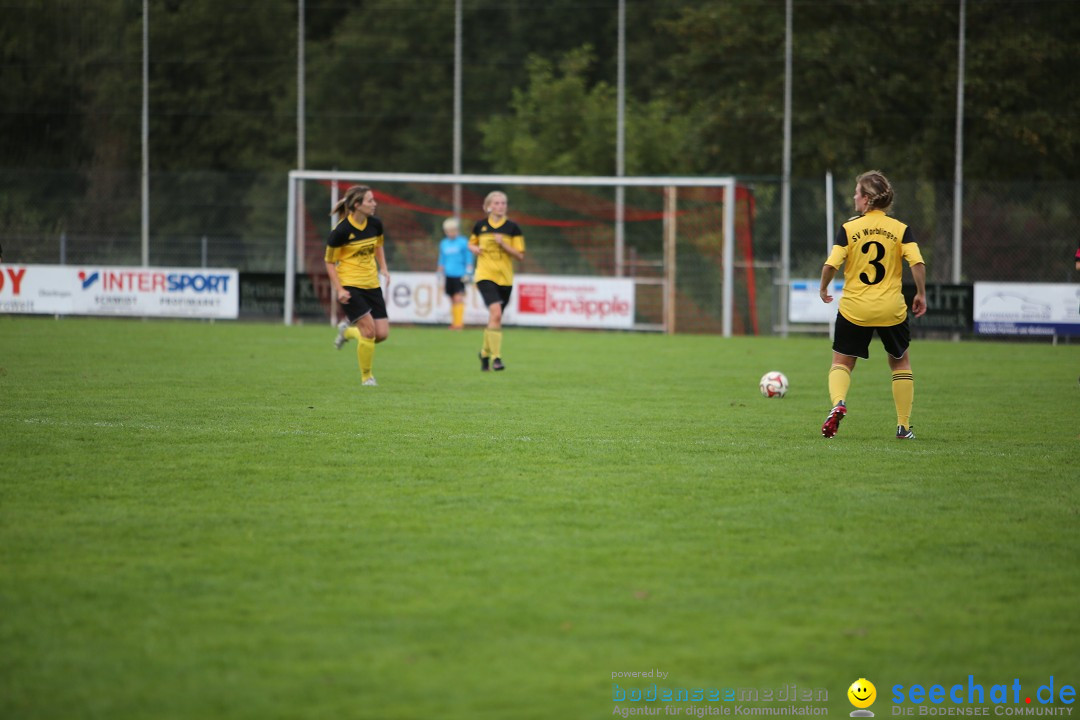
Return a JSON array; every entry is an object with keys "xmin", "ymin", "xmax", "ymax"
[
  {"xmin": 340, "ymin": 286, "xmax": 387, "ymax": 323},
  {"xmin": 444, "ymin": 277, "xmax": 466, "ymax": 297},
  {"xmin": 832, "ymin": 312, "xmax": 910, "ymax": 360},
  {"xmin": 476, "ymin": 280, "xmax": 513, "ymax": 310}
]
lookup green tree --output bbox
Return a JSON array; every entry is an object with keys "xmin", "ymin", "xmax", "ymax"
[{"xmin": 478, "ymin": 45, "xmax": 698, "ymax": 176}]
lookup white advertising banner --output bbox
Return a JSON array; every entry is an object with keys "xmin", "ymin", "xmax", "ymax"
[
  {"xmin": 0, "ymin": 264, "xmax": 239, "ymax": 319},
  {"xmin": 789, "ymin": 279, "xmax": 843, "ymax": 323},
  {"xmin": 385, "ymin": 272, "xmax": 635, "ymax": 329},
  {"xmin": 973, "ymin": 282, "xmax": 1080, "ymax": 336}
]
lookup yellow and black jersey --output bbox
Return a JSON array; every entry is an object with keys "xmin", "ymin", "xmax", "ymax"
[
  {"xmin": 325, "ymin": 215, "xmax": 385, "ymax": 289},
  {"xmin": 826, "ymin": 209, "xmax": 925, "ymax": 326},
  {"xmin": 471, "ymin": 217, "xmax": 525, "ymax": 287}
]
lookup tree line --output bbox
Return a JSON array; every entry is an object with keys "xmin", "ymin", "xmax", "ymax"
[{"xmin": 1, "ymin": 0, "xmax": 1076, "ymax": 246}]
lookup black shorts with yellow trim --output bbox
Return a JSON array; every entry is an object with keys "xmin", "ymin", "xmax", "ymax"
[
  {"xmin": 444, "ymin": 277, "xmax": 466, "ymax": 297},
  {"xmin": 832, "ymin": 312, "xmax": 910, "ymax": 360},
  {"xmin": 476, "ymin": 280, "xmax": 512, "ymax": 310},
  {"xmin": 341, "ymin": 286, "xmax": 387, "ymax": 323}
]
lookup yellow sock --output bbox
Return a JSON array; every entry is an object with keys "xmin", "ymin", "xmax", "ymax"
[
  {"xmin": 451, "ymin": 304, "xmax": 464, "ymax": 327},
  {"xmin": 357, "ymin": 336, "xmax": 375, "ymax": 380},
  {"xmin": 344, "ymin": 326, "xmax": 361, "ymax": 342},
  {"xmin": 892, "ymin": 370, "xmax": 914, "ymax": 427},
  {"xmin": 481, "ymin": 329, "xmax": 491, "ymax": 358},
  {"xmin": 488, "ymin": 329, "xmax": 503, "ymax": 359},
  {"xmin": 828, "ymin": 364, "xmax": 851, "ymax": 407}
]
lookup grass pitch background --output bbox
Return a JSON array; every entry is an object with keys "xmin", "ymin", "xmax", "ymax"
[{"xmin": 1, "ymin": 316, "xmax": 1078, "ymax": 719}]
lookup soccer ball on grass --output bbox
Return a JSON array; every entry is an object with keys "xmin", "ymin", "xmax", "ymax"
[{"xmin": 759, "ymin": 371, "xmax": 789, "ymax": 398}]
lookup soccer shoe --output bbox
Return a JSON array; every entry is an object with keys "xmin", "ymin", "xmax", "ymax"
[
  {"xmin": 334, "ymin": 320, "xmax": 350, "ymax": 350},
  {"xmin": 896, "ymin": 424, "xmax": 915, "ymax": 440},
  {"xmin": 492, "ymin": 357, "xmax": 505, "ymax": 371},
  {"xmin": 362, "ymin": 376, "xmax": 378, "ymax": 387},
  {"xmin": 479, "ymin": 352, "xmax": 490, "ymax": 372},
  {"xmin": 821, "ymin": 400, "xmax": 847, "ymax": 438}
]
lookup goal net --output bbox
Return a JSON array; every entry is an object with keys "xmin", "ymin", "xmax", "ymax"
[{"xmin": 285, "ymin": 171, "xmax": 758, "ymax": 335}]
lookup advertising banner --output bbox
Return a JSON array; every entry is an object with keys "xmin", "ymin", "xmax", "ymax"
[
  {"xmin": 0, "ymin": 264, "xmax": 239, "ymax": 319},
  {"xmin": 902, "ymin": 283, "xmax": 974, "ymax": 332},
  {"xmin": 792, "ymin": 280, "xmax": 975, "ymax": 332},
  {"xmin": 974, "ymin": 282, "xmax": 1080, "ymax": 336},
  {"xmin": 789, "ymin": 280, "xmax": 843, "ymax": 323},
  {"xmin": 385, "ymin": 272, "xmax": 635, "ymax": 329}
]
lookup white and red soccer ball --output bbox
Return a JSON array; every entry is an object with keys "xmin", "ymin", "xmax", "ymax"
[{"xmin": 759, "ymin": 371, "xmax": 789, "ymax": 398}]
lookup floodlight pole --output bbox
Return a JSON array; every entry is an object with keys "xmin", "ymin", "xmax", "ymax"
[
  {"xmin": 141, "ymin": 0, "xmax": 149, "ymax": 267},
  {"xmin": 614, "ymin": 0, "xmax": 626, "ymax": 277},
  {"xmin": 779, "ymin": 0, "xmax": 793, "ymax": 337},
  {"xmin": 453, "ymin": 0, "xmax": 463, "ymax": 217},
  {"xmin": 952, "ymin": 0, "xmax": 966, "ymax": 283},
  {"xmin": 297, "ymin": 0, "xmax": 305, "ymax": 172}
]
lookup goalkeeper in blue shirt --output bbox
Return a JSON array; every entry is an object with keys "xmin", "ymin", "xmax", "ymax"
[{"xmin": 436, "ymin": 217, "xmax": 473, "ymax": 329}]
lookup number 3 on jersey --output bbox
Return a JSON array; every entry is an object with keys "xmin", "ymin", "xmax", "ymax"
[{"xmin": 859, "ymin": 240, "xmax": 886, "ymax": 285}]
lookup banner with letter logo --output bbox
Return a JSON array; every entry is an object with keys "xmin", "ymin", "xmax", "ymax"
[{"xmin": 0, "ymin": 264, "xmax": 239, "ymax": 319}]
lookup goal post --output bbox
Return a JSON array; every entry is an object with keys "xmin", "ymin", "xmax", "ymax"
[{"xmin": 285, "ymin": 170, "xmax": 740, "ymax": 335}]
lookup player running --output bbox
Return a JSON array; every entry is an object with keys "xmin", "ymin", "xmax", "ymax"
[{"xmin": 328, "ymin": 185, "xmax": 391, "ymax": 387}]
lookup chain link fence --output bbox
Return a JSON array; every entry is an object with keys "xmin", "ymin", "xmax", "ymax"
[{"xmin": 2, "ymin": 170, "xmax": 1076, "ymax": 332}]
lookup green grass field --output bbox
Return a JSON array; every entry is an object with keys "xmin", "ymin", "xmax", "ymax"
[{"xmin": 2, "ymin": 316, "xmax": 1078, "ymax": 720}]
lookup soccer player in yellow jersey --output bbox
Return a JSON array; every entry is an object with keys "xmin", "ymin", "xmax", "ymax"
[
  {"xmin": 819, "ymin": 171, "xmax": 927, "ymax": 439},
  {"xmin": 468, "ymin": 191, "xmax": 525, "ymax": 371},
  {"xmin": 326, "ymin": 185, "xmax": 391, "ymax": 386}
]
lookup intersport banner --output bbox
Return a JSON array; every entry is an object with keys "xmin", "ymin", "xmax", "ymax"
[
  {"xmin": 0, "ymin": 264, "xmax": 239, "ymax": 319},
  {"xmin": 385, "ymin": 272, "xmax": 635, "ymax": 329}
]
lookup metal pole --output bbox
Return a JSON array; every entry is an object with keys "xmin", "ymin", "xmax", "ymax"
[
  {"xmin": 614, "ymin": 0, "xmax": 626, "ymax": 277},
  {"xmin": 329, "ymin": 181, "xmax": 340, "ymax": 325},
  {"xmin": 452, "ymin": 0, "xmax": 463, "ymax": 218},
  {"xmin": 825, "ymin": 171, "xmax": 834, "ymax": 255},
  {"xmin": 722, "ymin": 180, "xmax": 735, "ymax": 337},
  {"xmin": 201, "ymin": 235, "xmax": 208, "ymax": 268},
  {"xmin": 60, "ymin": 232, "xmax": 67, "ymax": 265},
  {"xmin": 663, "ymin": 186, "xmax": 677, "ymax": 334},
  {"xmin": 141, "ymin": 0, "xmax": 149, "ymax": 267},
  {"xmin": 825, "ymin": 171, "xmax": 837, "ymax": 341},
  {"xmin": 952, "ymin": 0, "xmax": 966, "ymax": 283},
  {"xmin": 297, "ymin": 0, "xmax": 305, "ymax": 171},
  {"xmin": 285, "ymin": 174, "xmax": 297, "ymax": 325},
  {"xmin": 779, "ymin": 0, "xmax": 792, "ymax": 337}
]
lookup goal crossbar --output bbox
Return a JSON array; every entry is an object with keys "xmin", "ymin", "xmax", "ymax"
[{"xmin": 285, "ymin": 170, "xmax": 738, "ymax": 334}]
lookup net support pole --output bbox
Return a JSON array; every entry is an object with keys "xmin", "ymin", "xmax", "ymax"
[
  {"xmin": 825, "ymin": 171, "xmax": 837, "ymax": 341},
  {"xmin": 285, "ymin": 173, "xmax": 297, "ymax": 325},
  {"xmin": 329, "ymin": 181, "xmax": 340, "ymax": 325},
  {"xmin": 722, "ymin": 180, "xmax": 735, "ymax": 337},
  {"xmin": 779, "ymin": 0, "xmax": 793, "ymax": 338},
  {"xmin": 663, "ymin": 186, "xmax": 677, "ymax": 334}
]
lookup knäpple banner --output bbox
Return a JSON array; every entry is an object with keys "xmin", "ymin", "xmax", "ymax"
[{"xmin": 385, "ymin": 272, "xmax": 635, "ymax": 329}]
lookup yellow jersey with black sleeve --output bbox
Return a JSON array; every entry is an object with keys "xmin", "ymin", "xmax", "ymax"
[
  {"xmin": 325, "ymin": 215, "xmax": 385, "ymax": 289},
  {"xmin": 825, "ymin": 209, "xmax": 925, "ymax": 327},
  {"xmin": 471, "ymin": 217, "xmax": 525, "ymax": 287}
]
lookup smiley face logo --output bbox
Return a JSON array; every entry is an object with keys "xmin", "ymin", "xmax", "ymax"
[{"xmin": 848, "ymin": 678, "xmax": 877, "ymax": 709}]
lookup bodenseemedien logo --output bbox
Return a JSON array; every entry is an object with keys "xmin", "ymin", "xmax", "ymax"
[{"xmin": 849, "ymin": 678, "xmax": 878, "ymax": 717}]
